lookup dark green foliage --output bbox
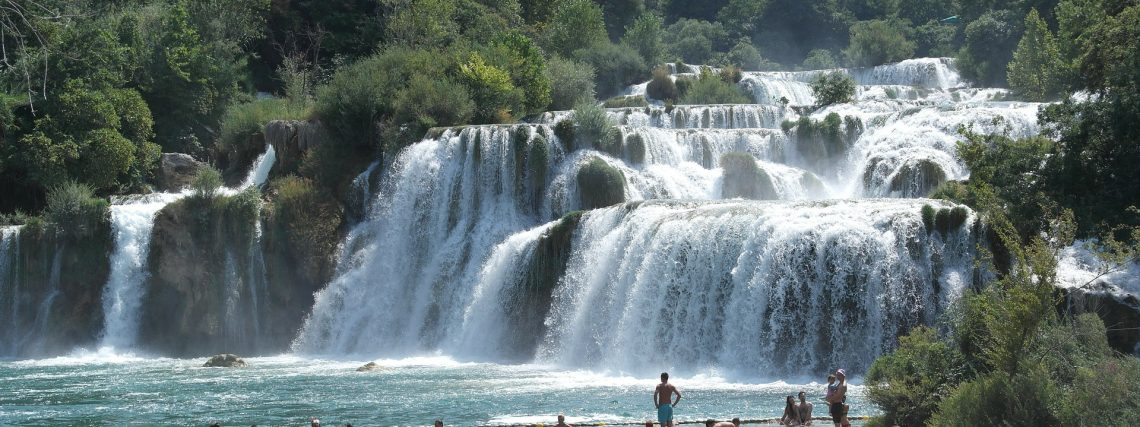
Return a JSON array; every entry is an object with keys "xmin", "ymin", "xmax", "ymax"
[
  {"xmin": 313, "ymin": 48, "xmax": 415, "ymax": 149},
  {"xmin": 725, "ymin": 39, "xmax": 766, "ymax": 70},
  {"xmin": 602, "ymin": 96, "xmax": 649, "ymax": 108},
  {"xmin": 1007, "ymin": 9, "xmax": 1065, "ymax": 101},
  {"xmin": 646, "ymin": 66, "xmax": 678, "ymax": 102},
  {"xmin": 554, "ymin": 119, "xmax": 576, "ymax": 149},
  {"xmin": 718, "ymin": 65, "xmax": 743, "ymax": 83},
  {"xmin": 810, "ymin": 72, "xmax": 856, "ymax": 106},
  {"xmin": 459, "ymin": 52, "xmax": 525, "ymax": 123},
  {"xmin": 489, "ymin": 31, "xmax": 552, "ymax": 115},
  {"xmin": 597, "ymin": 0, "xmax": 646, "ymax": 41},
  {"xmin": 545, "ymin": 56, "xmax": 597, "ymax": 111},
  {"xmin": 599, "ymin": 127, "xmax": 624, "ymax": 157},
  {"xmin": 44, "ymin": 181, "xmax": 110, "ymax": 240},
  {"xmin": 957, "ymin": 10, "xmax": 1024, "ymax": 86},
  {"xmin": 716, "ymin": 0, "xmax": 769, "ymax": 38},
  {"xmin": 572, "ymin": 102, "xmax": 615, "ymax": 152},
  {"xmin": 573, "ymin": 42, "xmax": 647, "ymax": 99},
  {"xmin": 913, "ymin": 20, "xmax": 958, "ymax": 57},
  {"xmin": 934, "ymin": 207, "xmax": 952, "ymax": 234},
  {"xmin": 542, "ymin": 0, "xmax": 608, "ymax": 57},
  {"xmin": 575, "ymin": 157, "xmax": 625, "ymax": 209},
  {"xmin": 664, "ymin": 0, "xmax": 731, "ymax": 22},
  {"xmin": 622, "ymin": 13, "xmax": 666, "ymax": 67},
  {"xmin": 921, "ymin": 204, "xmax": 936, "ymax": 232},
  {"xmin": 190, "ymin": 166, "xmax": 223, "ymax": 200},
  {"xmin": 866, "ymin": 326, "xmax": 967, "ymax": 427},
  {"xmin": 844, "ymin": 19, "xmax": 917, "ymax": 68},
  {"xmin": 802, "ymin": 49, "xmax": 838, "ymax": 70},
  {"xmin": 626, "ymin": 133, "xmax": 646, "ymax": 164},
  {"xmin": 928, "ymin": 369, "xmax": 1058, "ymax": 427},
  {"xmin": 948, "ymin": 207, "xmax": 969, "ymax": 229},
  {"xmin": 678, "ymin": 68, "xmax": 751, "ymax": 105},
  {"xmin": 663, "ymin": 19, "xmax": 730, "ymax": 64},
  {"xmin": 719, "ymin": 152, "xmax": 776, "ymax": 200},
  {"xmin": 216, "ymin": 98, "xmax": 310, "ymax": 182},
  {"xmin": 393, "ymin": 75, "xmax": 476, "ymax": 136}
]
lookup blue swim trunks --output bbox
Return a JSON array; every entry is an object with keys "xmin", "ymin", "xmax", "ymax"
[{"xmin": 657, "ymin": 403, "xmax": 673, "ymax": 425}]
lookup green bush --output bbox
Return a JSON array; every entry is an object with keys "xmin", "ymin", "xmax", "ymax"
[
  {"xmin": 545, "ymin": 56, "xmax": 597, "ymax": 111},
  {"xmin": 866, "ymin": 326, "xmax": 967, "ymax": 427},
  {"xmin": 928, "ymin": 369, "xmax": 1058, "ymax": 427},
  {"xmin": 572, "ymin": 102, "xmax": 615, "ymax": 152},
  {"xmin": 921, "ymin": 204, "xmax": 936, "ymax": 233},
  {"xmin": 44, "ymin": 181, "xmax": 109, "ymax": 239},
  {"xmin": 460, "ymin": 52, "xmax": 525, "ymax": 123},
  {"xmin": 574, "ymin": 42, "xmax": 647, "ymax": 99},
  {"xmin": 678, "ymin": 68, "xmax": 751, "ymax": 104},
  {"xmin": 1007, "ymin": 9, "xmax": 1065, "ymax": 101},
  {"xmin": 268, "ymin": 176, "xmax": 343, "ymax": 282},
  {"xmin": 956, "ymin": 10, "xmax": 1023, "ymax": 86},
  {"xmin": 810, "ymin": 72, "xmax": 856, "ymax": 106},
  {"xmin": 217, "ymin": 98, "xmax": 310, "ymax": 179},
  {"xmin": 913, "ymin": 20, "xmax": 957, "ymax": 57},
  {"xmin": 542, "ymin": 0, "xmax": 608, "ymax": 58},
  {"xmin": 393, "ymin": 75, "xmax": 475, "ymax": 136},
  {"xmin": 726, "ymin": 39, "xmax": 765, "ymax": 70},
  {"xmin": 802, "ymin": 49, "xmax": 839, "ymax": 70},
  {"xmin": 663, "ymin": 18, "xmax": 730, "ymax": 64},
  {"xmin": 646, "ymin": 66, "xmax": 678, "ymax": 102},
  {"xmin": 191, "ymin": 166, "xmax": 224, "ymax": 199},
  {"xmin": 602, "ymin": 96, "xmax": 649, "ymax": 108},
  {"xmin": 718, "ymin": 65, "xmax": 743, "ymax": 83},
  {"xmin": 622, "ymin": 13, "xmax": 666, "ymax": 67},
  {"xmin": 554, "ymin": 119, "xmax": 576, "ymax": 149},
  {"xmin": 575, "ymin": 157, "xmax": 625, "ymax": 209},
  {"xmin": 844, "ymin": 19, "xmax": 917, "ymax": 68}
]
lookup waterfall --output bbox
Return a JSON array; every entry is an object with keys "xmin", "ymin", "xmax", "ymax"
[
  {"xmin": 290, "ymin": 58, "xmax": 1034, "ymax": 374},
  {"xmin": 99, "ymin": 194, "xmax": 185, "ymax": 349},
  {"xmin": 98, "ymin": 143, "xmax": 277, "ymax": 352},
  {"xmin": 0, "ymin": 226, "xmax": 22, "ymax": 356}
]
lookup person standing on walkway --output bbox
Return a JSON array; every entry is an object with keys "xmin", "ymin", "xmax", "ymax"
[{"xmin": 654, "ymin": 372, "xmax": 682, "ymax": 427}]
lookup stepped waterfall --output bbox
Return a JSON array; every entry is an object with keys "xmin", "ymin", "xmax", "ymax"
[{"xmin": 293, "ymin": 58, "xmax": 1032, "ymax": 376}]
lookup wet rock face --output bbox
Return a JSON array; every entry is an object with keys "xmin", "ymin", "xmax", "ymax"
[
  {"xmin": 203, "ymin": 353, "xmax": 247, "ymax": 367},
  {"xmin": 158, "ymin": 153, "xmax": 204, "ymax": 191},
  {"xmin": 1061, "ymin": 284, "xmax": 1140, "ymax": 355},
  {"xmin": 264, "ymin": 120, "xmax": 326, "ymax": 176},
  {"xmin": 356, "ymin": 362, "xmax": 382, "ymax": 372}
]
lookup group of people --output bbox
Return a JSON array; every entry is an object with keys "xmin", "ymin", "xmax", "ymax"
[{"xmin": 779, "ymin": 369, "xmax": 850, "ymax": 427}]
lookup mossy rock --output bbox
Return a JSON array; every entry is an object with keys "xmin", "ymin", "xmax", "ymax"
[
  {"xmin": 203, "ymin": 353, "xmax": 247, "ymax": 368},
  {"xmin": 720, "ymin": 152, "xmax": 777, "ymax": 200},
  {"xmin": 889, "ymin": 159, "xmax": 947, "ymax": 197},
  {"xmin": 921, "ymin": 204, "xmax": 936, "ymax": 233},
  {"xmin": 626, "ymin": 133, "xmax": 647, "ymax": 165},
  {"xmin": 554, "ymin": 119, "xmax": 575, "ymax": 151},
  {"xmin": 576, "ymin": 157, "xmax": 626, "ymax": 210},
  {"xmin": 597, "ymin": 127, "xmax": 624, "ymax": 157}
]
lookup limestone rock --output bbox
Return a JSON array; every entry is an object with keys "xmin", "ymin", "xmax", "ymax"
[
  {"xmin": 203, "ymin": 353, "xmax": 247, "ymax": 367},
  {"xmin": 158, "ymin": 153, "xmax": 204, "ymax": 191},
  {"xmin": 264, "ymin": 119, "xmax": 326, "ymax": 175},
  {"xmin": 356, "ymin": 362, "xmax": 383, "ymax": 372}
]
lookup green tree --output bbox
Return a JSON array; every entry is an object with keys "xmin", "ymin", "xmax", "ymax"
[
  {"xmin": 1007, "ymin": 9, "xmax": 1065, "ymax": 101},
  {"xmin": 663, "ymin": 19, "xmax": 730, "ymax": 64},
  {"xmin": 810, "ymin": 72, "xmax": 856, "ymax": 105},
  {"xmin": 866, "ymin": 327, "xmax": 967, "ymax": 427},
  {"xmin": 573, "ymin": 42, "xmax": 646, "ymax": 98},
  {"xmin": 597, "ymin": 0, "xmax": 645, "ymax": 41},
  {"xmin": 490, "ymin": 31, "xmax": 552, "ymax": 115},
  {"xmin": 545, "ymin": 56, "xmax": 597, "ymax": 110},
  {"xmin": 621, "ymin": 13, "xmax": 666, "ymax": 67},
  {"xmin": 844, "ymin": 19, "xmax": 916, "ymax": 67},
  {"xmin": 460, "ymin": 53, "xmax": 525, "ymax": 122},
  {"xmin": 542, "ymin": 0, "xmax": 608, "ymax": 57},
  {"xmin": 726, "ymin": 39, "xmax": 765, "ymax": 70},
  {"xmin": 802, "ymin": 49, "xmax": 838, "ymax": 70},
  {"xmin": 716, "ymin": 0, "xmax": 768, "ymax": 38},
  {"xmin": 956, "ymin": 10, "xmax": 1023, "ymax": 86}
]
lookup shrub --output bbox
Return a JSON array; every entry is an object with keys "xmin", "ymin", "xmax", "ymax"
[
  {"xmin": 191, "ymin": 166, "xmax": 223, "ymax": 199},
  {"xmin": 314, "ymin": 49, "xmax": 409, "ymax": 148},
  {"xmin": 554, "ymin": 119, "xmax": 576, "ymax": 149},
  {"xmin": 575, "ymin": 157, "xmax": 625, "ymax": 209},
  {"xmin": 678, "ymin": 68, "xmax": 751, "ymax": 104},
  {"xmin": 802, "ymin": 49, "xmax": 839, "ymax": 70},
  {"xmin": 928, "ymin": 369, "xmax": 1058, "ymax": 427},
  {"xmin": 459, "ymin": 53, "xmax": 525, "ymax": 123},
  {"xmin": 956, "ymin": 10, "xmax": 1022, "ymax": 86},
  {"xmin": 572, "ymin": 102, "xmax": 614, "ymax": 152},
  {"xmin": 269, "ymin": 176, "xmax": 343, "ymax": 282},
  {"xmin": 546, "ymin": 56, "xmax": 597, "ymax": 111},
  {"xmin": 663, "ymin": 18, "xmax": 730, "ymax": 64},
  {"xmin": 810, "ymin": 72, "xmax": 856, "ymax": 106},
  {"xmin": 718, "ymin": 65, "xmax": 743, "ymax": 83},
  {"xmin": 542, "ymin": 0, "xmax": 608, "ymax": 57},
  {"xmin": 921, "ymin": 204, "xmax": 936, "ymax": 232},
  {"xmin": 217, "ymin": 98, "xmax": 310, "ymax": 179},
  {"xmin": 646, "ymin": 66, "xmax": 678, "ymax": 102},
  {"xmin": 622, "ymin": 13, "xmax": 666, "ymax": 67},
  {"xmin": 44, "ymin": 181, "xmax": 109, "ymax": 239},
  {"xmin": 844, "ymin": 19, "xmax": 917, "ymax": 68},
  {"xmin": 1007, "ymin": 9, "xmax": 1065, "ymax": 101},
  {"xmin": 726, "ymin": 39, "xmax": 764, "ymax": 70},
  {"xmin": 392, "ymin": 75, "xmax": 475, "ymax": 136},
  {"xmin": 602, "ymin": 96, "xmax": 649, "ymax": 108},
  {"xmin": 866, "ymin": 326, "xmax": 967, "ymax": 427},
  {"xmin": 574, "ymin": 42, "xmax": 647, "ymax": 99}
]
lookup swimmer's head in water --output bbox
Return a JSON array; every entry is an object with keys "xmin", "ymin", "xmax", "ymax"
[
  {"xmin": 732, "ymin": 418, "xmax": 740, "ymax": 427},
  {"xmin": 435, "ymin": 420, "xmax": 443, "ymax": 427}
]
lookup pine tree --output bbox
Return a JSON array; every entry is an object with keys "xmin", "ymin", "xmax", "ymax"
[{"xmin": 1007, "ymin": 9, "xmax": 1065, "ymax": 101}]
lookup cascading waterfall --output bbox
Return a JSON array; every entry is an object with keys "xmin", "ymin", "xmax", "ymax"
[
  {"xmin": 98, "ymin": 143, "xmax": 276, "ymax": 352},
  {"xmin": 0, "ymin": 226, "xmax": 22, "ymax": 355},
  {"xmin": 294, "ymin": 57, "xmax": 1035, "ymax": 375}
]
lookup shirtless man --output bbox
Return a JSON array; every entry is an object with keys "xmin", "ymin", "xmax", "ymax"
[
  {"xmin": 555, "ymin": 414, "xmax": 573, "ymax": 427},
  {"xmin": 825, "ymin": 369, "xmax": 847, "ymax": 427},
  {"xmin": 712, "ymin": 417, "xmax": 741, "ymax": 427},
  {"xmin": 654, "ymin": 372, "xmax": 682, "ymax": 427},
  {"xmin": 797, "ymin": 391, "xmax": 813, "ymax": 425}
]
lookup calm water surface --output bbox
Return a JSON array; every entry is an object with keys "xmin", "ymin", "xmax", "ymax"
[{"xmin": 0, "ymin": 352, "xmax": 875, "ymax": 426}]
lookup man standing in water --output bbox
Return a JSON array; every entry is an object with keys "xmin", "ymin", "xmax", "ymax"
[
  {"xmin": 826, "ymin": 369, "xmax": 847, "ymax": 427},
  {"xmin": 654, "ymin": 372, "xmax": 682, "ymax": 427},
  {"xmin": 797, "ymin": 390, "xmax": 813, "ymax": 425}
]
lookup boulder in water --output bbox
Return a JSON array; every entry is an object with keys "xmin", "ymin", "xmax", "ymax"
[
  {"xmin": 157, "ymin": 153, "xmax": 204, "ymax": 191},
  {"xmin": 356, "ymin": 362, "xmax": 383, "ymax": 372},
  {"xmin": 203, "ymin": 354, "xmax": 247, "ymax": 367}
]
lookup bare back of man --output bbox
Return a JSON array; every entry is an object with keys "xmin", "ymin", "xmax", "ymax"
[
  {"xmin": 654, "ymin": 383, "xmax": 678, "ymax": 406},
  {"xmin": 653, "ymin": 373, "xmax": 682, "ymax": 427}
]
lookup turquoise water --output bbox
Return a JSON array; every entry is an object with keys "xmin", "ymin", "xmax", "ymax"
[{"xmin": 0, "ymin": 352, "xmax": 874, "ymax": 426}]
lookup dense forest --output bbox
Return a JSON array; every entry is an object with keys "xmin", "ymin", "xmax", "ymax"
[{"xmin": 0, "ymin": 0, "xmax": 1138, "ymax": 424}]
